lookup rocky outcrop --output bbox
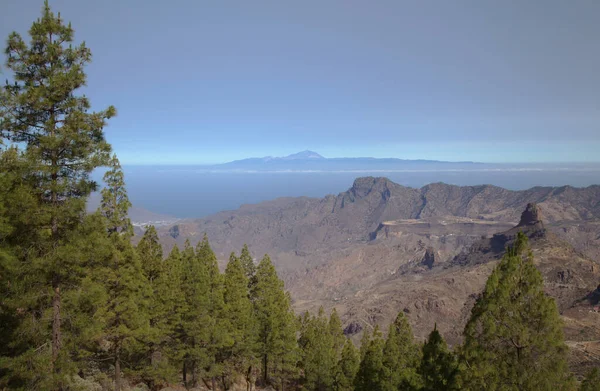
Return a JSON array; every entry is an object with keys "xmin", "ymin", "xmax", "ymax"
[
  {"xmin": 518, "ymin": 203, "xmax": 543, "ymax": 227},
  {"xmin": 491, "ymin": 203, "xmax": 547, "ymax": 246},
  {"xmin": 421, "ymin": 247, "xmax": 436, "ymax": 269},
  {"xmin": 450, "ymin": 203, "xmax": 549, "ymax": 267},
  {"xmin": 343, "ymin": 322, "xmax": 363, "ymax": 336},
  {"xmin": 585, "ymin": 285, "xmax": 600, "ymax": 305}
]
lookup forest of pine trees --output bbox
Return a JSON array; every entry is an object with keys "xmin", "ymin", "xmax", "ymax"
[{"xmin": 0, "ymin": 3, "xmax": 598, "ymax": 391}]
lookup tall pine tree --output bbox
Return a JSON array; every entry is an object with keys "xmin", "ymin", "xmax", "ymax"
[
  {"xmin": 354, "ymin": 326, "xmax": 385, "ymax": 391},
  {"xmin": 334, "ymin": 338, "xmax": 359, "ymax": 391},
  {"xmin": 299, "ymin": 307, "xmax": 337, "ymax": 391},
  {"xmin": 146, "ymin": 242, "xmax": 186, "ymax": 385},
  {"xmin": 135, "ymin": 225, "xmax": 165, "ymax": 388},
  {"xmin": 137, "ymin": 226, "xmax": 163, "ymax": 285},
  {"xmin": 419, "ymin": 325, "xmax": 458, "ymax": 391},
  {"xmin": 0, "ymin": 147, "xmax": 58, "ymax": 389},
  {"xmin": 222, "ymin": 251, "xmax": 258, "ymax": 390},
  {"xmin": 96, "ymin": 155, "xmax": 149, "ymax": 391},
  {"xmin": 460, "ymin": 232, "xmax": 574, "ymax": 390},
  {"xmin": 195, "ymin": 234, "xmax": 229, "ymax": 390},
  {"xmin": 240, "ymin": 244, "xmax": 256, "ymax": 290},
  {"xmin": 359, "ymin": 328, "xmax": 371, "ymax": 361},
  {"xmin": 1, "ymin": 1, "xmax": 114, "ymax": 387},
  {"xmin": 179, "ymin": 239, "xmax": 204, "ymax": 389},
  {"xmin": 254, "ymin": 254, "xmax": 298, "ymax": 390},
  {"xmin": 381, "ymin": 312, "xmax": 421, "ymax": 390},
  {"xmin": 329, "ymin": 309, "xmax": 345, "ymax": 359}
]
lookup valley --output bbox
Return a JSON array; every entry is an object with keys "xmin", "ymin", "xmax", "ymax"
[{"xmin": 147, "ymin": 177, "xmax": 600, "ymax": 374}]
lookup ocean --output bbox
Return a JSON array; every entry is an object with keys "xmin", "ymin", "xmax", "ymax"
[{"xmin": 105, "ymin": 163, "xmax": 600, "ymax": 219}]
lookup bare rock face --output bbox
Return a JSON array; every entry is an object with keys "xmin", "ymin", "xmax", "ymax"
[
  {"xmin": 343, "ymin": 321, "xmax": 363, "ymax": 336},
  {"xmin": 518, "ymin": 203, "xmax": 544, "ymax": 227},
  {"xmin": 499, "ymin": 202, "xmax": 547, "ymax": 242},
  {"xmin": 421, "ymin": 247, "xmax": 436, "ymax": 269}
]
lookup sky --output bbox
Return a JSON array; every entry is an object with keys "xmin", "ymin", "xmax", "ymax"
[{"xmin": 2, "ymin": 0, "xmax": 600, "ymax": 164}]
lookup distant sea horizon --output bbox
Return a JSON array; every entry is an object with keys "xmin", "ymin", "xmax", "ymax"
[{"xmin": 91, "ymin": 162, "xmax": 600, "ymax": 219}]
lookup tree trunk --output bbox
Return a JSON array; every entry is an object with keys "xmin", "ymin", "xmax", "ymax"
[
  {"xmin": 191, "ymin": 361, "xmax": 198, "ymax": 387},
  {"xmin": 52, "ymin": 285, "xmax": 61, "ymax": 370},
  {"xmin": 115, "ymin": 351, "xmax": 121, "ymax": 391},
  {"xmin": 246, "ymin": 365, "xmax": 253, "ymax": 391},
  {"xmin": 51, "ymin": 143, "xmax": 61, "ymax": 377},
  {"xmin": 263, "ymin": 355, "xmax": 268, "ymax": 385},
  {"xmin": 183, "ymin": 361, "xmax": 188, "ymax": 389},
  {"xmin": 280, "ymin": 357, "xmax": 284, "ymax": 391},
  {"xmin": 211, "ymin": 376, "xmax": 216, "ymax": 391}
]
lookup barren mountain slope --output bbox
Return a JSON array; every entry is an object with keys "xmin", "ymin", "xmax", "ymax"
[
  {"xmin": 319, "ymin": 205, "xmax": 600, "ymax": 376},
  {"xmin": 149, "ymin": 177, "xmax": 600, "ymax": 373},
  {"xmin": 153, "ymin": 178, "xmax": 600, "ymax": 265}
]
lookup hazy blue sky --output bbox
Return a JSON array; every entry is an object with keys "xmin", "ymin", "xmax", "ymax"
[{"xmin": 2, "ymin": 0, "xmax": 599, "ymax": 164}]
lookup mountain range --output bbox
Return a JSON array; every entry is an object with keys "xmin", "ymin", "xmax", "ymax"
[
  {"xmin": 153, "ymin": 177, "xmax": 600, "ymax": 259},
  {"xmin": 145, "ymin": 177, "xmax": 600, "ymax": 374}
]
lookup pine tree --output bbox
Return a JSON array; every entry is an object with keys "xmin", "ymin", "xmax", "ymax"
[
  {"xmin": 222, "ymin": 251, "xmax": 258, "ymax": 390},
  {"xmin": 254, "ymin": 254, "xmax": 299, "ymax": 389},
  {"xmin": 334, "ymin": 339, "xmax": 360, "ymax": 391},
  {"xmin": 419, "ymin": 325, "xmax": 458, "ymax": 391},
  {"xmin": 0, "ymin": 148, "xmax": 51, "ymax": 389},
  {"xmin": 1, "ymin": 1, "xmax": 114, "ymax": 386},
  {"xmin": 137, "ymin": 226, "xmax": 163, "ymax": 284},
  {"xmin": 96, "ymin": 155, "xmax": 149, "ymax": 391},
  {"xmin": 153, "ymin": 244, "xmax": 186, "ymax": 384},
  {"xmin": 100, "ymin": 156, "xmax": 132, "ymax": 235},
  {"xmin": 135, "ymin": 226, "xmax": 165, "ymax": 388},
  {"xmin": 0, "ymin": 149, "xmax": 34, "ymax": 344},
  {"xmin": 0, "ymin": 148, "xmax": 40, "ymax": 258},
  {"xmin": 460, "ymin": 232, "xmax": 574, "ymax": 390},
  {"xmin": 299, "ymin": 307, "xmax": 337, "ymax": 391},
  {"xmin": 359, "ymin": 328, "xmax": 371, "ymax": 361},
  {"xmin": 354, "ymin": 326, "xmax": 385, "ymax": 391},
  {"xmin": 580, "ymin": 368, "xmax": 600, "ymax": 391},
  {"xmin": 329, "ymin": 309, "xmax": 345, "ymax": 358},
  {"xmin": 195, "ymin": 234, "xmax": 229, "ymax": 390},
  {"xmin": 240, "ymin": 244, "xmax": 256, "ymax": 290},
  {"xmin": 179, "ymin": 239, "xmax": 205, "ymax": 388},
  {"xmin": 381, "ymin": 312, "xmax": 421, "ymax": 390}
]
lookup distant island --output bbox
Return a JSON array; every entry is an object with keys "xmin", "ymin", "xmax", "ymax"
[{"xmin": 205, "ymin": 150, "xmax": 480, "ymax": 172}]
